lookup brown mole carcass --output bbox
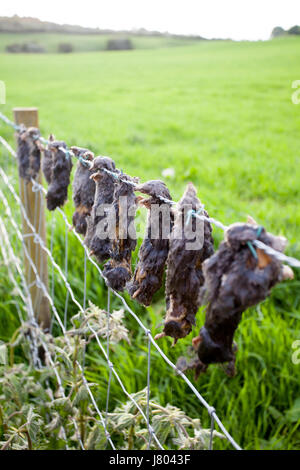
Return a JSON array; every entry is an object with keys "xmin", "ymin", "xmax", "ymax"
[
  {"xmin": 155, "ymin": 182, "xmax": 214, "ymax": 344},
  {"xmin": 42, "ymin": 134, "xmax": 54, "ymax": 185},
  {"xmin": 128, "ymin": 180, "xmax": 173, "ymax": 306},
  {"xmin": 70, "ymin": 146, "xmax": 95, "ymax": 235},
  {"xmin": 43, "ymin": 139, "xmax": 73, "ymax": 211},
  {"xmin": 84, "ymin": 156, "xmax": 117, "ymax": 263},
  {"xmin": 191, "ymin": 218, "xmax": 294, "ymax": 377},
  {"xmin": 17, "ymin": 127, "xmax": 41, "ymax": 182},
  {"xmin": 103, "ymin": 174, "xmax": 138, "ymax": 291}
]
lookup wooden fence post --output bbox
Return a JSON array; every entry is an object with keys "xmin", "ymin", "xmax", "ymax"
[{"xmin": 13, "ymin": 108, "xmax": 51, "ymax": 331}]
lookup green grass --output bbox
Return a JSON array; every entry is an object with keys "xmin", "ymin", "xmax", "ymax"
[{"xmin": 0, "ymin": 36, "xmax": 300, "ymax": 450}]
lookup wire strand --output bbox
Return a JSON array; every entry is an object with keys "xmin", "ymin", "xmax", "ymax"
[
  {"xmin": 0, "ymin": 124, "xmax": 260, "ymax": 450},
  {"xmin": 0, "ymin": 114, "xmax": 298, "ymax": 268}
]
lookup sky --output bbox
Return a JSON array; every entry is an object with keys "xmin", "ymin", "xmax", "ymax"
[{"xmin": 1, "ymin": 0, "xmax": 300, "ymax": 41}]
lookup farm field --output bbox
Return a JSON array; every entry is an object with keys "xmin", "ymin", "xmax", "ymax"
[{"xmin": 0, "ymin": 36, "xmax": 300, "ymax": 450}]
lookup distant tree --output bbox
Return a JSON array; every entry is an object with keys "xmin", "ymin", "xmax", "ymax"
[
  {"xmin": 6, "ymin": 43, "xmax": 23, "ymax": 53},
  {"xmin": 288, "ymin": 25, "xmax": 300, "ymax": 35},
  {"xmin": 58, "ymin": 42, "xmax": 74, "ymax": 53},
  {"xmin": 106, "ymin": 38, "xmax": 133, "ymax": 51},
  {"xmin": 271, "ymin": 26, "xmax": 285, "ymax": 38},
  {"xmin": 22, "ymin": 42, "xmax": 45, "ymax": 53},
  {"xmin": 6, "ymin": 42, "xmax": 45, "ymax": 53}
]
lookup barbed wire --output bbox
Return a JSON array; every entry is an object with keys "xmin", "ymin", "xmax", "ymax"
[
  {"xmin": 1, "ymin": 111, "xmax": 299, "ymax": 269},
  {"xmin": 0, "ymin": 129, "xmax": 244, "ymax": 449}
]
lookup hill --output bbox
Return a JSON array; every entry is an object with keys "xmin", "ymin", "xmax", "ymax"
[{"xmin": 0, "ymin": 15, "xmax": 205, "ymax": 40}]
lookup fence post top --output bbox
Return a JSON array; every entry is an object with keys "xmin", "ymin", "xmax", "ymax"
[{"xmin": 13, "ymin": 107, "xmax": 38, "ymax": 112}]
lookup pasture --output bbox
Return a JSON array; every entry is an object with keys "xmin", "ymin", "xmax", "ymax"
[{"xmin": 0, "ymin": 36, "xmax": 300, "ymax": 449}]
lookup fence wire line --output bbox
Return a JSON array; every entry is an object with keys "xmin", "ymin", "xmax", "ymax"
[
  {"xmin": 21, "ymin": 177, "xmax": 237, "ymax": 445},
  {"xmin": 0, "ymin": 218, "xmax": 67, "ymax": 425},
  {"xmin": 0, "ymin": 215, "xmax": 40, "ymax": 367},
  {"xmin": 0, "ymin": 137, "xmax": 242, "ymax": 450},
  {"xmin": 0, "ymin": 160, "xmax": 166, "ymax": 450},
  {"xmin": 0, "ymin": 222, "xmax": 27, "ymax": 307},
  {"xmin": 50, "ymin": 212, "xmax": 55, "ymax": 332},
  {"xmin": 35, "ymin": 178, "xmax": 241, "ymax": 449},
  {"xmin": 0, "ymin": 167, "xmax": 85, "ymax": 315},
  {"xmin": 0, "ymin": 164, "xmax": 165, "ymax": 450},
  {"xmin": 105, "ymin": 288, "xmax": 112, "ymax": 444},
  {"xmin": 1, "ymin": 128, "xmax": 270, "ymax": 450},
  {"xmin": 0, "ymin": 207, "xmax": 112, "ymax": 450},
  {"xmin": 0, "ymin": 218, "xmax": 40, "ymax": 364},
  {"xmin": 146, "ymin": 331, "xmax": 153, "ymax": 449},
  {"xmin": 64, "ymin": 220, "xmax": 70, "ymax": 328},
  {"xmin": 0, "ymin": 131, "xmax": 249, "ymax": 449},
  {"xmin": 1, "ymin": 109, "xmax": 297, "ymax": 448},
  {"xmin": 0, "ymin": 111, "xmax": 21, "ymax": 131},
  {"xmin": 0, "ymin": 187, "xmax": 116, "ymax": 450},
  {"xmin": 0, "ymin": 217, "xmax": 78, "ymax": 449},
  {"xmin": 0, "ymin": 111, "xmax": 299, "ymax": 269}
]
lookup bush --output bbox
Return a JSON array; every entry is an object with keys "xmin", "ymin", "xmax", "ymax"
[
  {"xmin": 6, "ymin": 43, "xmax": 22, "ymax": 53},
  {"xmin": 6, "ymin": 42, "xmax": 45, "ymax": 53},
  {"xmin": 271, "ymin": 27, "xmax": 285, "ymax": 38},
  {"xmin": 288, "ymin": 25, "xmax": 300, "ymax": 35},
  {"xmin": 57, "ymin": 42, "xmax": 74, "ymax": 53},
  {"xmin": 106, "ymin": 38, "xmax": 133, "ymax": 51}
]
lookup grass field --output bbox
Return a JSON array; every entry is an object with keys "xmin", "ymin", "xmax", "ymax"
[{"xmin": 0, "ymin": 36, "xmax": 300, "ymax": 450}]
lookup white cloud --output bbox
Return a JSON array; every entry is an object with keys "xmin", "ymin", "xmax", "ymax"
[{"xmin": 1, "ymin": 0, "xmax": 300, "ymax": 40}]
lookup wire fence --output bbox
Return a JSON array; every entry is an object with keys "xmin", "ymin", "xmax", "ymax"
[
  {"xmin": 0, "ymin": 134, "xmax": 239, "ymax": 450},
  {"xmin": 2, "ymin": 108, "xmax": 298, "ymax": 450}
]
